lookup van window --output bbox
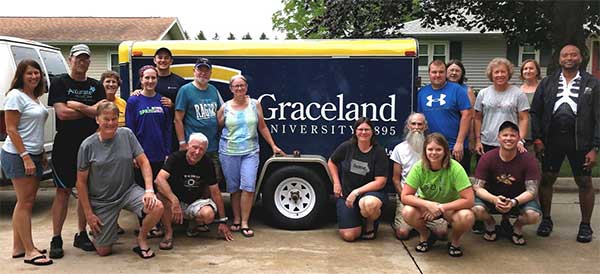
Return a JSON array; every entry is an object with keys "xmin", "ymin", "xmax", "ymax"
[
  {"xmin": 10, "ymin": 45, "xmax": 42, "ymax": 68},
  {"xmin": 40, "ymin": 49, "xmax": 68, "ymax": 77}
]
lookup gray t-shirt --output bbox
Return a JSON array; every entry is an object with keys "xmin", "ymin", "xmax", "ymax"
[
  {"xmin": 77, "ymin": 127, "xmax": 144, "ymax": 206},
  {"xmin": 474, "ymin": 85, "xmax": 529, "ymax": 146}
]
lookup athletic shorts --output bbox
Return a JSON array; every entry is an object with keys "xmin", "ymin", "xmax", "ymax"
[
  {"xmin": 474, "ymin": 196, "xmax": 542, "ymax": 216},
  {"xmin": 543, "ymin": 131, "xmax": 591, "ymax": 176},
  {"xmin": 1, "ymin": 150, "xmax": 44, "ymax": 179},
  {"xmin": 51, "ymin": 132, "xmax": 89, "ymax": 189},
  {"xmin": 336, "ymin": 191, "xmax": 386, "ymax": 229},
  {"xmin": 91, "ymin": 184, "xmax": 145, "ymax": 247},
  {"xmin": 219, "ymin": 152, "xmax": 259, "ymax": 193},
  {"xmin": 180, "ymin": 198, "xmax": 217, "ymax": 220}
]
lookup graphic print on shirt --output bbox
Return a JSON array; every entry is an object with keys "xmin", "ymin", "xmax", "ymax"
[
  {"xmin": 138, "ymin": 106, "xmax": 165, "ymax": 116},
  {"xmin": 496, "ymin": 173, "xmax": 516, "ymax": 186},
  {"xmin": 426, "ymin": 93, "xmax": 446, "ymax": 107},
  {"xmin": 350, "ymin": 159, "xmax": 370, "ymax": 176},
  {"xmin": 421, "ymin": 180, "xmax": 442, "ymax": 197},
  {"xmin": 194, "ymin": 100, "xmax": 218, "ymax": 120},
  {"xmin": 183, "ymin": 174, "xmax": 206, "ymax": 190},
  {"xmin": 67, "ymin": 86, "xmax": 97, "ymax": 104},
  {"xmin": 553, "ymin": 74, "xmax": 580, "ymax": 114}
]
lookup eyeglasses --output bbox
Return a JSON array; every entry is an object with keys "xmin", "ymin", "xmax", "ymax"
[
  {"xmin": 356, "ymin": 128, "xmax": 372, "ymax": 132},
  {"xmin": 232, "ymin": 84, "xmax": 247, "ymax": 89}
]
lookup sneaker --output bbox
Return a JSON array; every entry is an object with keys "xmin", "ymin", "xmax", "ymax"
[
  {"xmin": 49, "ymin": 235, "xmax": 64, "ymax": 259},
  {"xmin": 536, "ymin": 217, "xmax": 553, "ymax": 237},
  {"xmin": 472, "ymin": 220, "xmax": 485, "ymax": 234},
  {"xmin": 74, "ymin": 232, "xmax": 96, "ymax": 251},
  {"xmin": 576, "ymin": 223, "xmax": 594, "ymax": 243}
]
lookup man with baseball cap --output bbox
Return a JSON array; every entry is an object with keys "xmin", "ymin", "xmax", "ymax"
[
  {"xmin": 174, "ymin": 57, "xmax": 224, "ymax": 189},
  {"xmin": 48, "ymin": 44, "xmax": 107, "ymax": 258},
  {"xmin": 472, "ymin": 120, "xmax": 541, "ymax": 245}
]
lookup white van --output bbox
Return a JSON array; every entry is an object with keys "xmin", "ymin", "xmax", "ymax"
[{"xmin": 0, "ymin": 36, "xmax": 70, "ymax": 183}]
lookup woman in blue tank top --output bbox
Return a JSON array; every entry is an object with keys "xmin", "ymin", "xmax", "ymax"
[{"xmin": 217, "ymin": 75, "xmax": 285, "ymax": 237}]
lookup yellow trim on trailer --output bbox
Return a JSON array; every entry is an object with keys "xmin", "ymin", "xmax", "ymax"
[{"xmin": 119, "ymin": 39, "xmax": 417, "ymax": 62}]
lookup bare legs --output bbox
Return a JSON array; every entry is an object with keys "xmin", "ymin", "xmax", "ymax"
[
  {"xmin": 12, "ymin": 177, "xmax": 50, "ymax": 263},
  {"xmin": 338, "ymin": 196, "xmax": 383, "ymax": 242}
]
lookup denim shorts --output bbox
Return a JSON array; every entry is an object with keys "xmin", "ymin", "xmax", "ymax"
[
  {"xmin": 1, "ymin": 149, "xmax": 44, "ymax": 179},
  {"xmin": 474, "ymin": 196, "xmax": 542, "ymax": 215},
  {"xmin": 336, "ymin": 191, "xmax": 386, "ymax": 229},
  {"xmin": 219, "ymin": 152, "xmax": 259, "ymax": 193}
]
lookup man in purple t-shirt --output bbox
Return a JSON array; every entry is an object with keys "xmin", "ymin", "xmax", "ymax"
[{"xmin": 472, "ymin": 121, "xmax": 541, "ymax": 245}]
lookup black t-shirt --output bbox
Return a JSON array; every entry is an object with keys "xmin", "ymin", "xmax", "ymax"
[
  {"xmin": 48, "ymin": 74, "xmax": 105, "ymax": 135},
  {"xmin": 163, "ymin": 150, "xmax": 217, "ymax": 204},
  {"xmin": 329, "ymin": 140, "xmax": 389, "ymax": 196}
]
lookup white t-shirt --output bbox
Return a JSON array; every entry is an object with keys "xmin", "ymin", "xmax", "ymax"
[
  {"xmin": 474, "ymin": 85, "xmax": 529, "ymax": 146},
  {"xmin": 2, "ymin": 89, "xmax": 49, "ymax": 154},
  {"xmin": 389, "ymin": 141, "xmax": 420, "ymax": 185}
]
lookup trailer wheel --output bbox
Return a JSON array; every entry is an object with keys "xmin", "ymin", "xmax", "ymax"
[{"xmin": 262, "ymin": 166, "xmax": 327, "ymax": 229}]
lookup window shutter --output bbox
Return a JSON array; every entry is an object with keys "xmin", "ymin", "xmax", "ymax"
[
  {"xmin": 449, "ymin": 41, "xmax": 462, "ymax": 61},
  {"xmin": 540, "ymin": 44, "xmax": 553, "ymax": 67},
  {"xmin": 506, "ymin": 43, "xmax": 519, "ymax": 66}
]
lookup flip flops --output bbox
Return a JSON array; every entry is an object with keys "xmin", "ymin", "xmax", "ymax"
[
  {"xmin": 483, "ymin": 228, "xmax": 498, "ymax": 242},
  {"xmin": 132, "ymin": 246, "xmax": 155, "ymax": 259},
  {"xmin": 511, "ymin": 232, "xmax": 526, "ymax": 245},
  {"xmin": 230, "ymin": 223, "xmax": 241, "ymax": 232},
  {"xmin": 447, "ymin": 243, "xmax": 463, "ymax": 257},
  {"xmin": 159, "ymin": 238, "xmax": 173, "ymax": 250},
  {"xmin": 241, "ymin": 227, "xmax": 254, "ymax": 238},
  {"xmin": 12, "ymin": 248, "xmax": 47, "ymax": 259},
  {"xmin": 24, "ymin": 254, "xmax": 53, "ymax": 266}
]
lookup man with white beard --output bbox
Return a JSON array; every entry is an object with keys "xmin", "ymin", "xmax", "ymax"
[{"xmin": 390, "ymin": 113, "xmax": 447, "ymax": 240}]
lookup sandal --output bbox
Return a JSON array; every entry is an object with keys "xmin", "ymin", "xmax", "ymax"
[
  {"xmin": 12, "ymin": 248, "xmax": 47, "ymax": 259},
  {"xmin": 361, "ymin": 221, "xmax": 379, "ymax": 240},
  {"xmin": 147, "ymin": 226, "xmax": 165, "ymax": 239},
  {"xmin": 447, "ymin": 243, "xmax": 463, "ymax": 257},
  {"xmin": 536, "ymin": 217, "xmax": 553, "ymax": 237},
  {"xmin": 132, "ymin": 246, "xmax": 155, "ymax": 259},
  {"xmin": 24, "ymin": 254, "xmax": 53, "ymax": 266},
  {"xmin": 159, "ymin": 238, "xmax": 173, "ymax": 250},
  {"xmin": 241, "ymin": 227, "xmax": 254, "ymax": 238},
  {"xmin": 511, "ymin": 232, "xmax": 526, "ymax": 245},
  {"xmin": 415, "ymin": 240, "xmax": 431, "ymax": 252},
  {"xmin": 483, "ymin": 228, "xmax": 497, "ymax": 242},
  {"xmin": 230, "ymin": 223, "xmax": 241, "ymax": 232}
]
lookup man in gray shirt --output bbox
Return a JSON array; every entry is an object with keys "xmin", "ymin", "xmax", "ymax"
[{"xmin": 76, "ymin": 102, "xmax": 164, "ymax": 259}]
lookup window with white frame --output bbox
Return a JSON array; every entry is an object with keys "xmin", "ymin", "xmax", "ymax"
[
  {"xmin": 418, "ymin": 42, "xmax": 448, "ymax": 67},
  {"xmin": 518, "ymin": 45, "xmax": 540, "ymax": 65},
  {"xmin": 109, "ymin": 52, "xmax": 119, "ymax": 73}
]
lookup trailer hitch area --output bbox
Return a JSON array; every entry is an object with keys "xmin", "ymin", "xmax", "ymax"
[{"xmin": 290, "ymin": 190, "xmax": 301, "ymax": 203}]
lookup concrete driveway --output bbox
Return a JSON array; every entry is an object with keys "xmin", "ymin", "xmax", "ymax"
[{"xmin": 0, "ymin": 185, "xmax": 598, "ymax": 274}]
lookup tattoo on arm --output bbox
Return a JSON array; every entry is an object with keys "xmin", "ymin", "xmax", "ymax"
[
  {"xmin": 525, "ymin": 179, "xmax": 539, "ymax": 197},
  {"xmin": 473, "ymin": 178, "xmax": 486, "ymax": 191}
]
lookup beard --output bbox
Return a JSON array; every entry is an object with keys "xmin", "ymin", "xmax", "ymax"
[{"xmin": 406, "ymin": 130, "xmax": 425, "ymax": 153}]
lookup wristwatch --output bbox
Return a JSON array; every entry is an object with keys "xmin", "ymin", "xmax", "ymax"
[{"xmin": 214, "ymin": 217, "xmax": 228, "ymax": 224}]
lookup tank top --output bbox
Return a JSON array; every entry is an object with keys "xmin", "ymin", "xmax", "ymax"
[{"xmin": 219, "ymin": 98, "xmax": 259, "ymax": 155}]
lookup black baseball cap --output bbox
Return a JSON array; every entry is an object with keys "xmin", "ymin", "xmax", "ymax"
[
  {"xmin": 154, "ymin": 47, "xmax": 173, "ymax": 57},
  {"xmin": 195, "ymin": 58, "xmax": 212, "ymax": 70},
  {"xmin": 498, "ymin": 120, "xmax": 519, "ymax": 133}
]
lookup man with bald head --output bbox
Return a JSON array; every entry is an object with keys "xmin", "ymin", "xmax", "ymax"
[{"xmin": 531, "ymin": 44, "xmax": 599, "ymax": 243}]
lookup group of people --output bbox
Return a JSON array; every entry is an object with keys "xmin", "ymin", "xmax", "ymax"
[
  {"xmin": 3, "ymin": 43, "xmax": 597, "ymax": 265},
  {"xmin": 5, "ymin": 45, "xmax": 283, "ymax": 265},
  {"xmin": 329, "ymin": 44, "xmax": 598, "ymax": 258}
]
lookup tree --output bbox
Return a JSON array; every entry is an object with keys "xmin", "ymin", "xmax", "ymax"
[
  {"xmin": 242, "ymin": 32, "xmax": 253, "ymax": 40},
  {"xmin": 272, "ymin": 0, "xmax": 326, "ymax": 39},
  {"xmin": 259, "ymin": 32, "xmax": 269, "ymax": 40},
  {"xmin": 183, "ymin": 30, "xmax": 190, "ymax": 40},
  {"xmin": 227, "ymin": 32, "xmax": 236, "ymax": 40},
  {"xmin": 418, "ymin": 0, "xmax": 600, "ymax": 71},
  {"xmin": 212, "ymin": 33, "xmax": 220, "ymax": 40},
  {"xmin": 195, "ymin": 30, "xmax": 206, "ymax": 40}
]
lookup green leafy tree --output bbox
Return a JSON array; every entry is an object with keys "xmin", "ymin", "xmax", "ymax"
[
  {"xmin": 272, "ymin": 0, "xmax": 326, "ymax": 39},
  {"xmin": 259, "ymin": 32, "xmax": 269, "ymax": 40},
  {"xmin": 227, "ymin": 32, "xmax": 236, "ymax": 40},
  {"xmin": 212, "ymin": 33, "xmax": 220, "ymax": 40},
  {"xmin": 242, "ymin": 32, "xmax": 253, "ymax": 40},
  {"xmin": 419, "ymin": 0, "xmax": 600, "ymax": 71},
  {"xmin": 195, "ymin": 30, "xmax": 206, "ymax": 40},
  {"xmin": 183, "ymin": 30, "xmax": 190, "ymax": 40}
]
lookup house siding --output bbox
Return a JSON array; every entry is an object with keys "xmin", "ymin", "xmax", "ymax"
[{"xmin": 57, "ymin": 45, "xmax": 116, "ymax": 80}]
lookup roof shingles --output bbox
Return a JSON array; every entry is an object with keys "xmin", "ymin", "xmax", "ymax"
[{"xmin": 0, "ymin": 17, "xmax": 179, "ymax": 42}]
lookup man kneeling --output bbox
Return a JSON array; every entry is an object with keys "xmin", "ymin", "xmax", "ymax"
[
  {"xmin": 472, "ymin": 121, "xmax": 541, "ymax": 245},
  {"xmin": 155, "ymin": 133, "xmax": 233, "ymax": 250},
  {"xmin": 76, "ymin": 102, "xmax": 164, "ymax": 259}
]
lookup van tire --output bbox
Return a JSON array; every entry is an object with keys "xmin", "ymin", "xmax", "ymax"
[{"xmin": 262, "ymin": 166, "xmax": 327, "ymax": 229}]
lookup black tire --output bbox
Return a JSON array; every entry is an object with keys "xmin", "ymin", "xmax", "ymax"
[{"xmin": 262, "ymin": 166, "xmax": 327, "ymax": 229}]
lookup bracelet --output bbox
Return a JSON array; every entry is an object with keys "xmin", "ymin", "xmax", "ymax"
[
  {"xmin": 145, "ymin": 189, "xmax": 155, "ymax": 193},
  {"xmin": 19, "ymin": 151, "xmax": 29, "ymax": 158},
  {"xmin": 179, "ymin": 141, "xmax": 186, "ymax": 145}
]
